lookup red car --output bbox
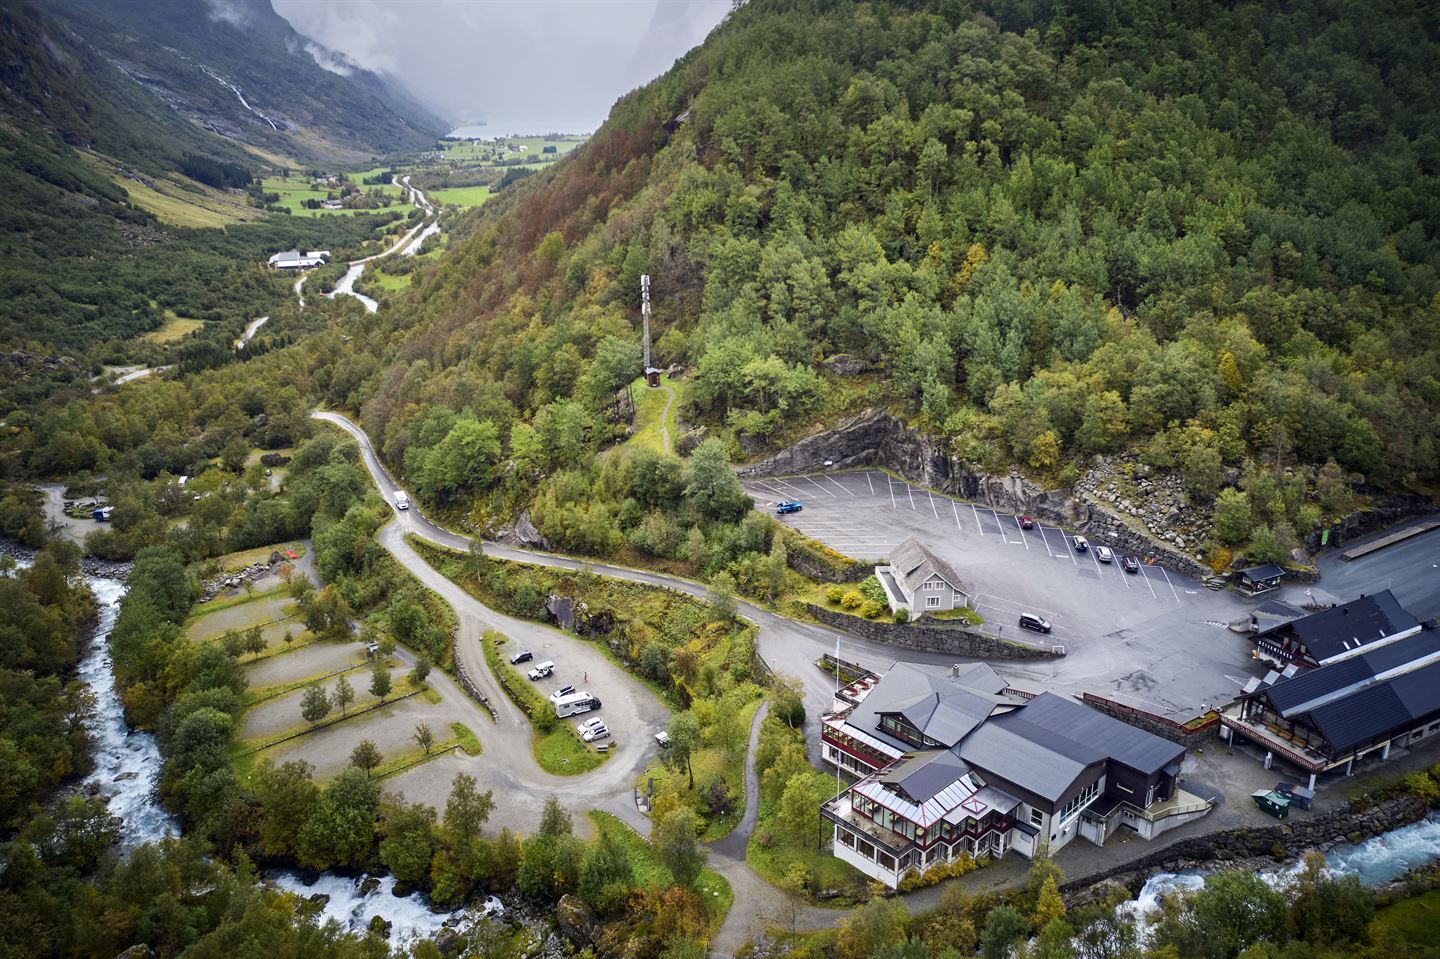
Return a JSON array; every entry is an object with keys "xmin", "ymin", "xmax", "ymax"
[{"xmin": 1018, "ymin": 515, "xmax": 1035, "ymax": 529}]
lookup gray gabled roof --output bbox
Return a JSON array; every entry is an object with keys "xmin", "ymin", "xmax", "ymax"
[
  {"xmin": 890, "ymin": 536, "xmax": 966, "ymax": 595},
  {"xmin": 847, "ymin": 662, "xmax": 1015, "ymax": 752},
  {"xmin": 958, "ymin": 693, "xmax": 1185, "ymax": 801}
]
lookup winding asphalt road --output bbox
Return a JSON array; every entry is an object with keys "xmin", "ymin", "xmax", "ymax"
[{"xmin": 311, "ymin": 411, "xmax": 850, "ymax": 949}]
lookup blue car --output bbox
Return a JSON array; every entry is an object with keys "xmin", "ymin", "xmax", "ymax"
[{"xmin": 776, "ymin": 500, "xmax": 803, "ymax": 515}]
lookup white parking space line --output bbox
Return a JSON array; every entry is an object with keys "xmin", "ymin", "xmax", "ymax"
[
  {"xmin": 1035, "ymin": 523, "xmax": 1053, "ymax": 557},
  {"xmin": 952, "ymin": 501, "xmax": 965, "ymax": 534},
  {"xmin": 1059, "ymin": 532, "xmax": 1078, "ymax": 563},
  {"xmin": 772, "ymin": 478, "xmax": 811, "ymax": 499},
  {"xmin": 928, "ymin": 491, "xmax": 941, "ymax": 520},
  {"xmin": 1089, "ymin": 547, "xmax": 1105, "ymax": 576},
  {"xmin": 1158, "ymin": 565, "xmax": 1182, "ymax": 603},
  {"xmin": 866, "ymin": 473, "xmax": 875, "ymax": 495},
  {"xmin": 972, "ymin": 592, "xmax": 1063, "ymax": 621},
  {"xmin": 970, "ymin": 503, "xmax": 984, "ymax": 534},
  {"xmin": 823, "ymin": 475, "xmax": 853, "ymax": 496},
  {"xmin": 906, "ymin": 482, "xmax": 916, "ymax": 511},
  {"xmin": 802, "ymin": 476, "xmax": 836, "ymax": 497},
  {"xmin": 1012, "ymin": 515, "xmax": 1030, "ymax": 550},
  {"xmin": 885, "ymin": 475, "xmax": 898, "ymax": 509},
  {"xmin": 1138, "ymin": 564, "xmax": 1158, "ymax": 599}
]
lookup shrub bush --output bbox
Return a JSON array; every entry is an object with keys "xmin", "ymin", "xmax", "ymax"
[
  {"xmin": 841, "ymin": 591, "xmax": 863, "ymax": 609},
  {"xmin": 825, "ymin": 585, "xmax": 845, "ymax": 604},
  {"xmin": 1402, "ymin": 771, "xmax": 1440, "ymax": 805},
  {"xmin": 893, "ymin": 607, "xmax": 909, "ymax": 623},
  {"xmin": 858, "ymin": 575, "xmax": 887, "ymax": 605},
  {"xmin": 896, "ymin": 854, "xmax": 983, "ymax": 891},
  {"xmin": 860, "ymin": 600, "xmax": 884, "ymax": 618}
]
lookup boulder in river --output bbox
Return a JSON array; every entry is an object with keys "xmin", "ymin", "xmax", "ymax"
[
  {"xmin": 555, "ymin": 894, "xmax": 596, "ymax": 945},
  {"xmin": 359, "ymin": 877, "xmax": 381, "ymax": 897}
]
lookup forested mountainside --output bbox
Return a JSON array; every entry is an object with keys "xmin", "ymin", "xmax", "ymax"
[
  {"xmin": 40, "ymin": 0, "xmax": 443, "ymax": 160},
  {"xmin": 292, "ymin": 0, "xmax": 1439, "ymax": 561},
  {"xmin": 10, "ymin": 0, "xmax": 1440, "ymax": 562},
  {"xmin": 0, "ymin": 1, "xmax": 422, "ymax": 411}
]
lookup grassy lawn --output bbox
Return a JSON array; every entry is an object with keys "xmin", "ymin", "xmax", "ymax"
[
  {"xmin": 260, "ymin": 175, "xmax": 415, "ymax": 218},
  {"xmin": 926, "ymin": 606, "xmax": 985, "ymax": 625},
  {"xmin": 626, "ymin": 373, "xmax": 686, "ymax": 454},
  {"xmin": 373, "ymin": 271, "xmax": 412, "ymax": 292},
  {"xmin": 1373, "ymin": 888, "xmax": 1440, "ymax": 952},
  {"xmin": 429, "ymin": 185, "xmax": 492, "ymax": 208},
  {"xmin": 209, "ymin": 541, "xmax": 306, "ymax": 573},
  {"xmin": 142, "ymin": 312, "xmax": 204, "ymax": 343},
  {"xmin": 747, "ymin": 772, "xmax": 864, "ymax": 905},
  {"xmin": 480, "ymin": 630, "xmax": 607, "ymax": 776},
  {"xmin": 588, "ymin": 811, "xmax": 733, "ymax": 934}
]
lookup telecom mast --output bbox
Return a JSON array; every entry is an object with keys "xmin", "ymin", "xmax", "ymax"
[{"xmin": 641, "ymin": 273, "xmax": 660, "ymax": 387}]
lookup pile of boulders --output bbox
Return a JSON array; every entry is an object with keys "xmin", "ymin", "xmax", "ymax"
[
  {"xmin": 1075, "ymin": 454, "xmax": 1211, "ymax": 553},
  {"xmin": 199, "ymin": 554, "xmax": 284, "ymax": 601}
]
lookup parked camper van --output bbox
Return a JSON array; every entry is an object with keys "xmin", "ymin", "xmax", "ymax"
[
  {"xmin": 553, "ymin": 692, "xmax": 601, "ymax": 718},
  {"xmin": 394, "ymin": 490, "xmax": 409, "ymax": 510}
]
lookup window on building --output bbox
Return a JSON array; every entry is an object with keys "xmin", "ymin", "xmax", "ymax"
[
  {"xmin": 926, "ymin": 595, "xmax": 942, "ymax": 608},
  {"xmin": 1058, "ymin": 779, "xmax": 1101, "ymax": 822},
  {"xmin": 1029, "ymin": 808, "xmax": 1044, "ymax": 827}
]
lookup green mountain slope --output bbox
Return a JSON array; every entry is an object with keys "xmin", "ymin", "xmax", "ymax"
[
  {"xmin": 40, "ymin": 0, "xmax": 443, "ymax": 162},
  {"xmin": 0, "ymin": 1, "xmax": 413, "ymax": 411},
  {"xmin": 338, "ymin": 0, "xmax": 1438, "ymax": 555}
]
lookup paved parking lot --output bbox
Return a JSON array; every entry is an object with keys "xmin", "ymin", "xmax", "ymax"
[{"xmin": 747, "ymin": 470, "xmax": 1272, "ymax": 719}]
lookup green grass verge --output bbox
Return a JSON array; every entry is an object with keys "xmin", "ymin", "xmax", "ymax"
[
  {"xmin": 185, "ymin": 584, "xmax": 290, "ymax": 621},
  {"xmin": 588, "ymin": 811, "xmax": 733, "ymax": 934},
  {"xmin": 242, "ymin": 658, "xmax": 371, "ymax": 707},
  {"xmin": 451, "ymin": 722, "xmax": 482, "ymax": 756},
  {"xmin": 479, "ymin": 630, "xmax": 608, "ymax": 776},
  {"xmin": 1373, "ymin": 887, "xmax": 1440, "ymax": 951},
  {"xmin": 625, "ymin": 374, "xmax": 685, "ymax": 454},
  {"xmin": 746, "ymin": 777, "xmax": 865, "ymax": 906},
  {"xmin": 209, "ymin": 541, "xmax": 307, "ymax": 573},
  {"xmin": 429, "ymin": 185, "xmax": 492, "ymax": 208}
]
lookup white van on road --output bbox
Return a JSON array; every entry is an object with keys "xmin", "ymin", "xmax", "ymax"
[{"xmin": 394, "ymin": 490, "xmax": 409, "ymax": 510}]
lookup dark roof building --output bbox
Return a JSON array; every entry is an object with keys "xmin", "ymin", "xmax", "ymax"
[
  {"xmin": 1252, "ymin": 589, "xmax": 1421, "ymax": 667},
  {"xmin": 1235, "ymin": 564, "xmax": 1285, "ymax": 595},
  {"xmin": 821, "ymin": 662, "xmax": 1208, "ymax": 888},
  {"xmin": 1223, "ymin": 602, "xmax": 1440, "ymax": 788}
]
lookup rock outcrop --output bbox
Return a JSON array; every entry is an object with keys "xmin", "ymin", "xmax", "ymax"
[{"xmin": 555, "ymin": 894, "xmax": 597, "ymax": 946}]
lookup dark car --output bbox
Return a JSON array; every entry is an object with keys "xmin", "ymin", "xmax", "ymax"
[
  {"xmin": 1072, "ymin": 535, "xmax": 1089, "ymax": 552},
  {"xmin": 1122, "ymin": 556, "xmax": 1140, "ymax": 574},
  {"xmin": 1018, "ymin": 515, "xmax": 1035, "ymax": 529},
  {"xmin": 1018, "ymin": 613, "xmax": 1052, "ymax": 634},
  {"xmin": 509, "ymin": 650, "xmax": 533, "ymax": 665},
  {"xmin": 776, "ymin": 500, "xmax": 803, "ymax": 514}
]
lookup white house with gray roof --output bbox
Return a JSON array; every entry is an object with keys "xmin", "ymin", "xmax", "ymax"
[
  {"xmin": 876, "ymin": 536, "xmax": 968, "ymax": 618},
  {"xmin": 821, "ymin": 662, "xmax": 1212, "ymax": 887}
]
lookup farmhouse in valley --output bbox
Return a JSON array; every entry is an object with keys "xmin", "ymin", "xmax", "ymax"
[
  {"xmin": 267, "ymin": 249, "xmax": 330, "ymax": 269},
  {"xmin": 821, "ymin": 662, "xmax": 1211, "ymax": 888},
  {"xmin": 875, "ymin": 536, "xmax": 969, "ymax": 618}
]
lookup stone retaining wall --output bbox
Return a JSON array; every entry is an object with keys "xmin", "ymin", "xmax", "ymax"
[
  {"xmin": 1061, "ymin": 793, "xmax": 1432, "ymax": 902},
  {"xmin": 805, "ymin": 603, "xmax": 1063, "ymax": 660},
  {"xmin": 739, "ymin": 409, "xmax": 1209, "ymax": 575}
]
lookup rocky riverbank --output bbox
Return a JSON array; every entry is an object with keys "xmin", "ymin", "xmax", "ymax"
[
  {"xmin": 0, "ymin": 539, "xmax": 131, "ymax": 579},
  {"xmin": 1061, "ymin": 793, "xmax": 1433, "ymax": 905}
]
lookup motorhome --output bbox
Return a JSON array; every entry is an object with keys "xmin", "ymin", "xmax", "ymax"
[{"xmin": 553, "ymin": 692, "xmax": 601, "ymax": 718}]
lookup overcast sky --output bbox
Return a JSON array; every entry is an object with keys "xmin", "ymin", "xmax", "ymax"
[{"xmin": 271, "ymin": 0, "xmax": 731, "ymax": 134}]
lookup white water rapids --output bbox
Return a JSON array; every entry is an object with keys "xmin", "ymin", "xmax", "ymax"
[{"xmin": 77, "ymin": 576, "xmax": 178, "ymax": 847}]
